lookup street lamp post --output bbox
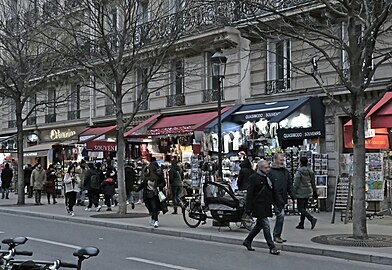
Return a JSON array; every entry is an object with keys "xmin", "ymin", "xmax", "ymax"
[{"xmin": 211, "ymin": 49, "xmax": 227, "ymax": 181}]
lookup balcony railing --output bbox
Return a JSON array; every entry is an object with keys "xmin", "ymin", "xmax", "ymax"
[
  {"xmin": 68, "ymin": 110, "xmax": 80, "ymax": 120},
  {"xmin": 105, "ymin": 104, "xmax": 115, "ymax": 116},
  {"xmin": 202, "ymin": 89, "xmax": 224, "ymax": 103},
  {"xmin": 167, "ymin": 93, "xmax": 185, "ymax": 107},
  {"xmin": 8, "ymin": 120, "xmax": 16, "ymax": 128},
  {"xmin": 26, "ymin": 116, "xmax": 37, "ymax": 126},
  {"xmin": 45, "ymin": 113, "xmax": 56, "ymax": 123},
  {"xmin": 265, "ymin": 78, "xmax": 291, "ymax": 94}
]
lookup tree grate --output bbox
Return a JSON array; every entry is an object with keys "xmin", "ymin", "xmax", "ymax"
[{"xmin": 311, "ymin": 234, "xmax": 392, "ymax": 247}]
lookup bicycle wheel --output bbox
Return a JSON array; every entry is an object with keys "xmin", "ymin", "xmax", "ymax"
[
  {"xmin": 241, "ymin": 212, "xmax": 256, "ymax": 231},
  {"xmin": 182, "ymin": 200, "xmax": 203, "ymax": 228}
]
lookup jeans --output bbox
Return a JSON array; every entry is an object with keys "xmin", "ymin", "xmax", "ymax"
[
  {"xmin": 77, "ymin": 188, "xmax": 86, "ymax": 205},
  {"xmin": 273, "ymin": 205, "xmax": 285, "ymax": 238},
  {"xmin": 127, "ymin": 192, "xmax": 134, "ymax": 204},
  {"xmin": 297, "ymin": 198, "xmax": 314, "ymax": 226},
  {"xmin": 171, "ymin": 186, "xmax": 181, "ymax": 207},
  {"xmin": 34, "ymin": 190, "xmax": 42, "ymax": 204},
  {"xmin": 244, "ymin": 217, "xmax": 276, "ymax": 250},
  {"xmin": 66, "ymin": 191, "xmax": 77, "ymax": 212},
  {"xmin": 1, "ymin": 187, "xmax": 9, "ymax": 198}
]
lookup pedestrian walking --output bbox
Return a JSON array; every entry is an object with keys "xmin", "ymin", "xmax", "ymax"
[
  {"xmin": 169, "ymin": 158, "xmax": 183, "ymax": 214},
  {"xmin": 125, "ymin": 161, "xmax": 136, "ymax": 209},
  {"xmin": 30, "ymin": 164, "xmax": 47, "ymax": 205},
  {"xmin": 1, "ymin": 163, "xmax": 13, "ymax": 199},
  {"xmin": 101, "ymin": 172, "xmax": 116, "ymax": 211},
  {"xmin": 44, "ymin": 164, "xmax": 57, "ymax": 204},
  {"xmin": 84, "ymin": 163, "xmax": 102, "ymax": 212},
  {"xmin": 135, "ymin": 158, "xmax": 166, "ymax": 228},
  {"xmin": 268, "ymin": 153, "xmax": 294, "ymax": 243},
  {"xmin": 63, "ymin": 165, "xmax": 80, "ymax": 216},
  {"xmin": 243, "ymin": 160, "xmax": 280, "ymax": 255},
  {"xmin": 76, "ymin": 160, "xmax": 87, "ymax": 206},
  {"xmin": 293, "ymin": 157, "xmax": 318, "ymax": 230},
  {"xmin": 24, "ymin": 164, "xmax": 33, "ymax": 198},
  {"xmin": 237, "ymin": 157, "xmax": 254, "ymax": 191}
]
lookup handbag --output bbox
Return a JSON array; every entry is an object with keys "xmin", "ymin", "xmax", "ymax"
[{"xmin": 158, "ymin": 191, "xmax": 166, "ymax": 202}]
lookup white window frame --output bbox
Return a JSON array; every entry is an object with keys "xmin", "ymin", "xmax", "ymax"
[{"xmin": 266, "ymin": 38, "xmax": 291, "ymax": 91}]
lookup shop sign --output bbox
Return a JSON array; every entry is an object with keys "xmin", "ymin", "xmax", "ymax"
[
  {"xmin": 233, "ymin": 111, "xmax": 282, "ymax": 122},
  {"xmin": 278, "ymin": 129, "xmax": 324, "ymax": 140},
  {"xmin": 86, "ymin": 140, "xmax": 116, "ymax": 152},
  {"xmin": 50, "ymin": 129, "xmax": 77, "ymax": 140}
]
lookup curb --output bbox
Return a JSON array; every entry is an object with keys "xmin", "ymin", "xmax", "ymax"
[{"xmin": 1, "ymin": 208, "xmax": 392, "ymax": 266}]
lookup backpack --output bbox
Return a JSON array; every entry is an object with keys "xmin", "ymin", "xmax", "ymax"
[{"xmin": 90, "ymin": 174, "xmax": 100, "ymax": 190}]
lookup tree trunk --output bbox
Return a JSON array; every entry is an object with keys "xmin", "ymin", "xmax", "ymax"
[
  {"xmin": 16, "ymin": 104, "xmax": 25, "ymax": 205},
  {"xmin": 116, "ymin": 96, "xmax": 127, "ymax": 215},
  {"xmin": 351, "ymin": 93, "xmax": 368, "ymax": 239}
]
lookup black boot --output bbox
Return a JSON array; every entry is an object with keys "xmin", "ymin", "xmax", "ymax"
[
  {"xmin": 172, "ymin": 207, "xmax": 177, "ymax": 214},
  {"xmin": 242, "ymin": 240, "xmax": 255, "ymax": 251}
]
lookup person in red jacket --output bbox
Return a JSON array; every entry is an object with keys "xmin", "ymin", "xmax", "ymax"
[{"xmin": 44, "ymin": 164, "xmax": 57, "ymax": 204}]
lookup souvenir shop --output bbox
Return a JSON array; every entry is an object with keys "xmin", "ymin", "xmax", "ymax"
[
  {"xmin": 202, "ymin": 97, "xmax": 330, "ymax": 202},
  {"xmin": 342, "ymin": 92, "xmax": 392, "ymax": 215}
]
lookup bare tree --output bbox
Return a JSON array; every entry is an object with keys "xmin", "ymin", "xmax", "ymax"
[
  {"xmin": 0, "ymin": 0, "xmax": 72, "ymax": 205},
  {"xmin": 223, "ymin": 0, "xmax": 392, "ymax": 238},
  {"xmin": 44, "ymin": 0, "xmax": 191, "ymax": 214}
]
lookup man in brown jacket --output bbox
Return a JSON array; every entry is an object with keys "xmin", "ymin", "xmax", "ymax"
[{"xmin": 30, "ymin": 164, "xmax": 47, "ymax": 205}]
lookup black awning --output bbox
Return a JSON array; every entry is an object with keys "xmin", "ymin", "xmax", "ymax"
[{"xmin": 269, "ymin": 97, "xmax": 325, "ymax": 140}]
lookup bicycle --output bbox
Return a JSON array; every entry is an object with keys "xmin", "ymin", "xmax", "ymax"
[
  {"xmin": 9, "ymin": 246, "xmax": 99, "ymax": 270},
  {"xmin": 0, "ymin": 237, "xmax": 33, "ymax": 270}
]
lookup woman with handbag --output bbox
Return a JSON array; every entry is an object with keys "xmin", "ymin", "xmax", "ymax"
[{"xmin": 135, "ymin": 158, "xmax": 166, "ymax": 228}]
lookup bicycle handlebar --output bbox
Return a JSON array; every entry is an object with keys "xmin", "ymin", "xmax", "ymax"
[
  {"xmin": 59, "ymin": 261, "xmax": 78, "ymax": 268},
  {"xmin": 14, "ymin": 250, "xmax": 33, "ymax": 256}
]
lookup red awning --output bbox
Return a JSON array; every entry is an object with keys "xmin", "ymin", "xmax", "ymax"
[
  {"xmin": 345, "ymin": 92, "xmax": 392, "ymax": 128},
  {"xmin": 79, "ymin": 125, "xmax": 116, "ymax": 142},
  {"xmin": 124, "ymin": 114, "xmax": 161, "ymax": 138},
  {"xmin": 147, "ymin": 107, "xmax": 232, "ymax": 136},
  {"xmin": 344, "ymin": 126, "xmax": 389, "ymax": 149}
]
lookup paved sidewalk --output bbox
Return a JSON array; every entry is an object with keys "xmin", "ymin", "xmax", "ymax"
[{"xmin": 1, "ymin": 194, "xmax": 392, "ymax": 266}]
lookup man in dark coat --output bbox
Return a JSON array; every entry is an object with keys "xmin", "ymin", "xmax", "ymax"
[
  {"xmin": 237, "ymin": 157, "xmax": 254, "ymax": 191},
  {"xmin": 125, "ymin": 162, "xmax": 136, "ymax": 209},
  {"xmin": 169, "ymin": 158, "xmax": 183, "ymax": 214},
  {"xmin": 84, "ymin": 163, "xmax": 102, "ymax": 212},
  {"xmin": 242, "ymin": 160, "xmax": 280, "ymax": 255},
  {"xmin": 24, "ymin": 164, "xmax": 33, "ymax": 198},
  {"xmin": 1, "ymin": 163, "xmax": 13, "ymax": 199},
  {"xmin": 268, "ymin": 153, "xmax": 294, "ymax": 243}
]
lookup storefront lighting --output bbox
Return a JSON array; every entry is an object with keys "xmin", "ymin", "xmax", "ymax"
[{"xmin": 211, "ymin": 49, "xmax": 227, "ymax": 181}]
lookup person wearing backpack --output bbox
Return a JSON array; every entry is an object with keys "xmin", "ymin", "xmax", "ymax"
[
  {"xmin": 84, "ymin": 163, "xmax": 102, "ymax": 212},
  {"xmin": 101, "ymin": 172, "xmax": 116, "ymax": 211},
  {"xmin": 169, "ymin": 158, "xmax": 183, "ymax": 214}
]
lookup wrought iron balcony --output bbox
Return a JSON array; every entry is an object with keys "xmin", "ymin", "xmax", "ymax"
[
  {"xmin": 8, "ymin": 120, "xmax": 16, "ymax": 128},
  {"xmin": 265, "ymin": 78, "xmax": 291, "ymax": 94},
  {"xmin": 68, "ymin": 110, "xmax": 80, "ymax": 120},
  {"xmin": 203, "ymin": 89, "xmax": 224, "ymax": 103},
  {"xmin": 26, "ymin": 116, "xmax": 37, "ymax": 126},
  {"xmin": 45, "ymin": 113, "xmax": 57, "ymax": 123},
  {"xmin": 167, "ymin": 93, "xmax": 185, "ymax": 107}
]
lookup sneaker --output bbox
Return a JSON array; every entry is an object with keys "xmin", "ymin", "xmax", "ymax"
[
  {"xmin": 153, "ymin": 221, "xmax": 159, "ymax": 228},
  {"xmin": 296, "ymin": 225, "xmax": 305, "ymax": 229},
  {"xmin": 311, "ymin": 218, "xmax": 317, "ymax": 230},
  {"xmin": 107, "ymin": 208, "xmax": 112, "ymax": 211},
  {"xmin": 85, "ymin": 208, "xmax": 91, "ymax": 212},
  {"xmin": 70, "ymin": 212, "xmax": 75, "ymax": 217},
  {"xmin": 274, "ymin": 237, "xmax": 287, "ymax": 243},
  {"xmin": 269, "ymin": 248, "xmax": 280, "ymax": 255},
  {"xmin": 136, "ymin": 200, "xmax": 142, "ymax": 205},
  {"xmin": 96, "ymin": 205, "xmax": 102, "ymax": 212}
]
